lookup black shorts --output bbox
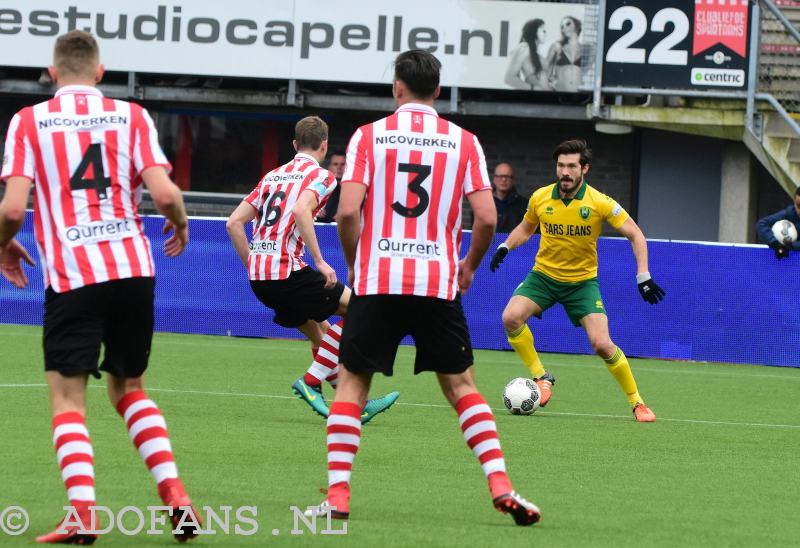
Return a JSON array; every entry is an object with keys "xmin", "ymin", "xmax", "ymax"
[
  {"xmin": 43, "ymin": 277, "xmax": 155, "ymax": 378},
  {"xmin": 249, "ymin": 267, "xmax": 345, "ymax": 328},
  {"xmin": 340, "ymin": 294, "xmax": 474, "ymax": 376}
]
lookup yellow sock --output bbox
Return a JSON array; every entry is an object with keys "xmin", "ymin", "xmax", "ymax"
[
  {"xmin": 506, "ymin": 324, "xmax": 546, "ymax": 378},
  {"xmin": 604, "ymin": 346, "xmax": 643, "ymax": 406}
]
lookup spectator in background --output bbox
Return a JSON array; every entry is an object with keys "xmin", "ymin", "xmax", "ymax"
[
  {"xmin": 493, "ymin": 163, "xmax": 529, "ymax": 232},
  {"xmin": 315, "ymin": 151, "xmax": 346, "ymax": 223},
  {"xmin": 756, "ymin": 187, "xmax": 800, "ymax": 259}
]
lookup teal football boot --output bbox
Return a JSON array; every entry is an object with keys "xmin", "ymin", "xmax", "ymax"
[
  {"xmin": 360, "ymin": 391, "xmax": 400, "ymax": 425},
  {"xmin": 292, "ymin": 377, "xmax": 330, "ymax": 417}
]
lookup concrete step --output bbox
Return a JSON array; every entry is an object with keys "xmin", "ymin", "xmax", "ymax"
[
  {"xmin": 763, "ymin": 1, "xmax": 800, "ymax": 17},
  {"xmin": 764, "ymin": 112, "xmax": 800, "ymax": 138},
  {"xmin": 744, "ymin": 131, "xmax": 800, "ymax": 197},
  {"xmin": 788, "ymin": 139, "xmax": 800, "ymax": 162},
  {"xmin": 760, "ymin": 67, "xmax": 800, "ymax": 81},
  {"xmin": 761, "ymin": 18, "xmax": 800, "ymax": 30},
  {"xmin": 761, "ymin": 43, "xmax": 800, "ymax": 54},
  {"xmin": 761, "ymin": 52, "xmax": 800, "ymax": 67},
  {"xmin": 763, "ymin": 135, "xmax": 800, "ymax": 183}
]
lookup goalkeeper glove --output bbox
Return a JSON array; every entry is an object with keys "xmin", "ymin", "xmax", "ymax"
[
  {"xmin": 637, "ymin": 273, "xmax": 665, "ymax": 304},
  {"xmin": 768, "ymin": 241, "xmax": 791, "ymax": 260},
  {"xmin": 489, "ymin": 244, "xmax": 509, "ymax": 272}
]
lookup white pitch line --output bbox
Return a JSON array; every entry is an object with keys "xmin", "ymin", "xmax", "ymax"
[
  {"xmin": 0, "ymin": 330, "xmax": 307, "ymax": 354},
  {"xmin": 0, "ymin": 331, "xmax": 800, "ymax": 381},
  {"xmin": 2, "ymin": 383, "xmax": 799, "ymax": 430},
  {"xmin": 3, "ymin": 328, "xmax": 800, "ymax": 383},
  {"xmin": 146, "ymin": 387, "xmax": 296, "ymax": 400},
  {"xmin": 479, "ymin": 357, "xmax": 800, "ymax": 381}
]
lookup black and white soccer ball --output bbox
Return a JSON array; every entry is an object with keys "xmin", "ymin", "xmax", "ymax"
[
  {"xmin": 502, "ymin": 377, "xmax": 541, "ymax": 415},
  {"xmin": 772, "ymin": 220, "xmax": 798, "ymax": 245}
]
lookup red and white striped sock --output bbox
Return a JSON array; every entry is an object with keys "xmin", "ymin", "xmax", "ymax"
[
  {"xmin": 326, "ymin": 401, "xmax": 361, "ymax": 511},
  {"xmin": 305, "ymin": 320, "xmax": 342, "ymax": 388},
  {"xmin": 455, "ymin": 392, "xmax": 513, "ymax": 499},
  {"xmin": 52, "ymin": 412, "xmax": 96, "ymax": 516},
  {"xmin": 116, "ymin": 391, "xmax": 180, "ymax": 491}
]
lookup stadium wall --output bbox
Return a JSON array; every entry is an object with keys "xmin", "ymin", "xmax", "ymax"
[{"xmin": 2, "ymin": 213, "xmax": 798, "ymax": 368}]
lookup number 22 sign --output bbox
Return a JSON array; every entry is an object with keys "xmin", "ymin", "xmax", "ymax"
[{"xmin": 602, "ymin": 0, "xmax": 752, "ymax": 90}]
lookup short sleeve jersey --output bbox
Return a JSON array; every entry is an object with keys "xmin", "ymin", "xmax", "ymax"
[
  {"xmin": 523, "ymin": 182, "xmax": 629, "ymax": 282},
  {"xmin": 243, "ymin": 152, "xmax": 337, "ymax": 281},
  {"xmin": 0, "ymin": 85, "xmax": 171, "ymax": 293},
  {"xmin": 342, "ymin": 103, "xmax": 491, "ymax": 300}
]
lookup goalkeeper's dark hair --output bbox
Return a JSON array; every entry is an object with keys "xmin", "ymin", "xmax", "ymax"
[
  {"xmin": 394, "ymin": 49, "xmax": 441, "ymax": 99},
  {"xmin": 795, "ymin": 186, "xmax": 800, "ymax": 197},
  {"xmin": 553, "ymin": 139, "xmax": 592, "ymax": 167}
]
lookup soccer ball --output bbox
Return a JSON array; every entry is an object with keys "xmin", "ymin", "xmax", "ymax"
[
  {"xmin": 772, "ymin": 220, "xmax": 798, "ymax": 245},
  {"xmin": 502, "ymin": 377, "xmax": 541, "ymax": 415}
]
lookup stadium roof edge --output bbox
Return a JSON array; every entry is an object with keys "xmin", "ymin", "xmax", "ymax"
[{"xmin": 0, "ymin": 78, "xmax": 588, "ymax": 120}]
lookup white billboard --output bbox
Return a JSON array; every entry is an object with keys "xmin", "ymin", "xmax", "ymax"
[{"xmin": 0, "ymin": 0, "xmax": 588, "ymax": 91}]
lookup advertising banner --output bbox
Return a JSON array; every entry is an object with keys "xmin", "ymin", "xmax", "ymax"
[
  {"xmin": 602, "ymin": 0, "xmax": 752, "ymax": 90},
  {"xmin": 3, "ymin": 213, "xmax": 799, "ymax": 368},
  {"xmin": 0, "ymin": 0, "xmax": 589, "ymax": 92}
]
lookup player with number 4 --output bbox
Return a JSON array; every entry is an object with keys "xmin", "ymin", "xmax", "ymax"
[
  {"xmin": 0, "ymin": 30, "xmax": 198, "ymax": 544},
  {"xmin": 489, "ymin": 139, "xmax": 664, "ymax": 422}
]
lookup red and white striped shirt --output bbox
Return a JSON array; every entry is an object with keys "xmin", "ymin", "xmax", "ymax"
[
  {"xmin": 342, "ymin": 103, "xmax": 491, "ymax": 300},
  {"xmin": 0, "ymin": 85, "xmax": 170, "ymax": 293},
  {"xmin": 244, "ymin": 153, "xmax": 336, "ymax": 281}
]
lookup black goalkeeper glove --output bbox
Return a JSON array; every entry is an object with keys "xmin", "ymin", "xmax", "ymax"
[
  {"xmin": 768, "ymin": 241, "xmax": 791, "ymax": 260},
  {"xmin": 489, "ymin": 244, "xmax": 509, "ymax": 272},
  {"xmin": 637, "ymin": 273, "xmax": 665, "ymax": 304}
]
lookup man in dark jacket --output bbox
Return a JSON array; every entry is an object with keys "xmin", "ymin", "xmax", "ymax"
[
  {"xmin": 756, "ymin": 186, "xmax": 800, "ymax": 259},
  {"xmin": 315, "ymin": 151, "xmax": 346, "ymax": 223},
  {"xmin": 493, "ymin": 163, "xmax": 529, "ymax": 233}
]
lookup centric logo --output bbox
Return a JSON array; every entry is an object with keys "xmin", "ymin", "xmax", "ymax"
[{"xmin": 690, "ymin": 68, "xmax": 745, "ymax": 88}]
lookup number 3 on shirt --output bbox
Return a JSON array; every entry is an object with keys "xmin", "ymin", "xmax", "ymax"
[{"xmin": 392, "ymin": 162, "xmax": 431, "ymax": 218}]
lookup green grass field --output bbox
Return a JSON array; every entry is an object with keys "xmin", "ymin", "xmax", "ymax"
[{"xmin": 1, "ymin": 323, "xmax": 799, "ymax": 547}]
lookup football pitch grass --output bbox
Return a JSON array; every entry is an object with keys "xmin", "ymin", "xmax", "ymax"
[{"xmin": 1, "ymin": 323, "xmax": 799, "ymax": 547}]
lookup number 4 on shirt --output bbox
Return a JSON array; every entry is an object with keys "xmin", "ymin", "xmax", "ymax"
[{"xmin": 70, "ymin": 143, "xmax": 112, "ymax": 200}]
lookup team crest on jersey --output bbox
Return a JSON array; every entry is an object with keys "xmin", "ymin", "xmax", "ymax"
[
  {"xmin": 545, "ymin": 206, "xmax": 554, "ymax": 215},
  {"xmin": 579, "ymin": 206, "xmax": 591, "ymax": 220}
]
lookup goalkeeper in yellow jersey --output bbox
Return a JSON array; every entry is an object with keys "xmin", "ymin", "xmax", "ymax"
[{"xmin": 489, "ymin": 139, "xmax": 664, "ymax": 422}]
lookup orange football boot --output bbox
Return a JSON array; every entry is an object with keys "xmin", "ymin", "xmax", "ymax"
[{"xmin": 633, "ymin": 403, "xmax": 656, "ymax": 422}]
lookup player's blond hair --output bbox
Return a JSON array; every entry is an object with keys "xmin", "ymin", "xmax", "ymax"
[
  {"xmin": 53, "ymin": 30, "xmax": 100, "ymax": 78},
  {"xmin": 294, "ymin": 116, "xmax": 328, "ymax": 151}
]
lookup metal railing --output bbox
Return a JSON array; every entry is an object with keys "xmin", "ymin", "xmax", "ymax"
[
  {"xmin": 759, "ymin": 0, "xmax": 800, "ymax": 114},
  {"xmin": 588, "ymin": 0, "xmax": 800, "ymax": 144},
  {"xmin": 748, "ymin": 0, "xmax": 800, "ymax": 139}
]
